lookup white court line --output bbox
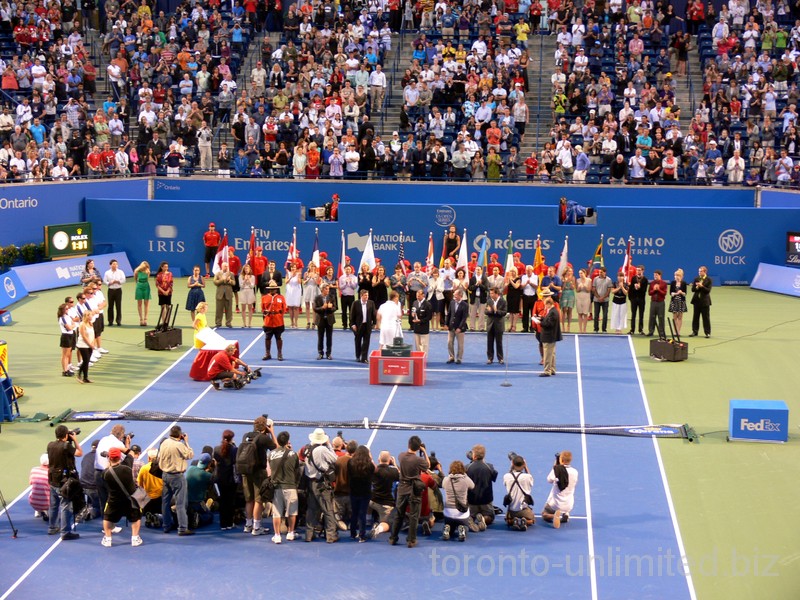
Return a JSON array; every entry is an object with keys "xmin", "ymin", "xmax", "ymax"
[
  {"xmin": 628, "ymin": 336, "xmax": 697, "ymax": 600},
  {"xmin": 251, "ymin": 363, "xmax": 577, "ymax": 376},
  {"xmin": 366, "ymin": 385, "xmax": 398, "ymax": 449},
  {"xmin": 0, "ymin": 335, "xmax": 264, "ymax": 600},
  {"xmin": 574, "ymin": 336, "xmax": 599, "ymax": 600},
  {"xmin": 0, "ymin": 344, "xmax": 198, "ymax": 519}
]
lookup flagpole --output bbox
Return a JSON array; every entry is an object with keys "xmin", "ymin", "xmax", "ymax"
[{"xmin": 502, "ymin": 229, "xmax": 513, "ymax": 388}]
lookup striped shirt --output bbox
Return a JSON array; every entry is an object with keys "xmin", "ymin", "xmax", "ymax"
[{"xmin": 28, "ymin": 466, "xmax": 50, "ymax": 511}]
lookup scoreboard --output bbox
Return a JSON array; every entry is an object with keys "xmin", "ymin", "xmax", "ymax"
[
  {"xmin": 44, "ymin": 222, "xmax": 93, "ymax": 259},
  {"xmin": 787, "ymin": 232, "xmax": 800, "ymax": 267}
]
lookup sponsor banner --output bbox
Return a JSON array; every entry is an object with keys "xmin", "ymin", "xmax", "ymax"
[
  {"xmin": 729, "ymin": 400, "xmax": 789, "ymax": 443},
  {"xmin": 759, "ymin": 189, "xmax": 800, "ymax": 208},
  {"xmin": 750, "ymin": 262, "xmax": 800, "ymax": 298},
  {"xmin": 84, "ymin": 190, "xmax": 788, "ymax": 284},
  {"xmin": 0, "ymin": 180, "xmax": 148, "ymax": 247},
  {"xmin": 0, "ymin": 269, "xmax": 28, "ymax": 310},
  {"xmin": 11, "ymin": 252, "xmax": 133, "ymax": 292}
]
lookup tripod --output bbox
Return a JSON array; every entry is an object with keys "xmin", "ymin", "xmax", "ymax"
[{"xmin": 0, "ymin": 486, "xmax": 19, "ymax": 538}]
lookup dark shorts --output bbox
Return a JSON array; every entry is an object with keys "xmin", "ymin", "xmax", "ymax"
[
  {"xmin": 263, "ymin": 325, "xmax": 285, "ymax": 340},
  {"xmin": 104, "ymin": 503, "xmax": 142, "ymax": 524},
  {"xmin": 93, "ymin": 314, "xmax": 104, "ymax": 337},
  {"xmin": 232, "ymin": 278, "xmax": 240, "ymax": 293},
  {"xmin": 158, "ymin": 294, "xmax": 172, "ymax": 306},
  {"xmin": 242, "ymin": 470, "xmax": 267, "ymax": 503},
  {"xmin": 60, "ymin": 332, "xmax": 76, "ymax": 349},
  {"xmin": 210, "ymin": 370, "xmax": 235, "ymax": 381},
  {"xmin": 204, "ymin": 246, "xmax": 217, "ymax": 263}
]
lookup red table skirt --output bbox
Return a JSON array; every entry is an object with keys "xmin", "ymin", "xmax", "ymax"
[{"xmin": 190, "ymin": 342, "xmax": 240, "ymax": 381}]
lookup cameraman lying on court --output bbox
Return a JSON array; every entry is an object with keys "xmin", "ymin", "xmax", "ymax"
[{"xmin": 208, "ymin": 344, "xmax": 250, "ymax": 390}]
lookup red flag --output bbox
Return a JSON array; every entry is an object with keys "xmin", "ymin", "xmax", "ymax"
[
  {"xmin": 439, "ymin": 231, "xmax": 448, "ymax": 268},
  {"xmin": 247, "ymin": 227, "xmax": 255, "ymax": 265},
  {"xmin": 533, "ymin": 237, "xmax": 546, "ymax": 276},
  {"xmin": 621, "ymin": 238, "xmax": 636, "ymax": 283},
  {"xmin": 285, "ymin": 229, "xmax": 297, "ymax": 269}
]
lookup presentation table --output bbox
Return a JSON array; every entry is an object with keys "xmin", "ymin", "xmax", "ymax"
[{"xmin": 369, "ymin": 350, "xmax": 427, "ymax": 386}]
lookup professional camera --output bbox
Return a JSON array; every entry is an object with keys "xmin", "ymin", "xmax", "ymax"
[
  {"xmin": 241, "ymin": 366, "xmax": 263, "ymax": 385},
  {"xmin": 508, "ymin": 451, "xmax": 519, "ymax": 462},
  {"xmin": 418, "ymin": 442, "xmax": 426, "ymax": 457},
  {"xmin": 69, "ymin": 428, "xmax": 81, "ymax": 436},
  {"xmin": 554, "ymin": 452, "xmax": 561, "ymax": 464},
  {"xmin": 127, "ymin": 432, "xmax": 135, "ymax": 440},
  {"xmin": 466, "ymin": 449, "xmax": 474, "ymax": 462}
]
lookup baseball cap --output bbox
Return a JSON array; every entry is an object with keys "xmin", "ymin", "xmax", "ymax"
[{"xmin": 108, "ymin": 447, "xmax": 122, "ymax": 460}]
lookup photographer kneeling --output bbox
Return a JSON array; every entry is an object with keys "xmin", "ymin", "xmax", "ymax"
[
  {"xmin": 542, "ymin": 451, "xmax": 579, "ymax": 528},
  {"xmin": 208, "ymin": 344, "xmax": 249, "ymax": 390},
  {"xmin": 503, "ymin": 454, "xmax": 534, "ymax": 531}
]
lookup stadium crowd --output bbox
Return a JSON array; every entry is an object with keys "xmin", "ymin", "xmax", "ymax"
[{"xmin": 1, "ymin": 0, "xmax": 800, "ymax": 185}]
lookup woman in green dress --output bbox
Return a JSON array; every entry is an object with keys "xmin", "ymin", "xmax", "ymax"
[
  {"xmin": 134, "ymin": 261, "xmax": 151, "ymax": 326},
  {"xmin": 486, "ymin": 147, "xmax": 503, "ymax": 182}
]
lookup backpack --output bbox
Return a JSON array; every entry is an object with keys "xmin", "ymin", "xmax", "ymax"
[{"xmin": 235, "ymin": 432, "xmax": 260, "ymax": 476}]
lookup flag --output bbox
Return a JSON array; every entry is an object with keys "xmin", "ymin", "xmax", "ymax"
[
  {"xmin": 621, "ymin": 238, "xmax": 635, "ymax": 283},
  {"xmin": 398, "ymin": 232, "xmax": 408, "ymax": 276},
  {"xmin": 311, "ymin": 229, "xmax": 320, "ymax": 268},
  {"xmin": 590, "ymin": 236, "xmax": 604, "ymax": 274},
  {"xmin": 246, "ymin": 227, "xmax": 255, "ymax": 266},
  {"xmin": 477, "ymin": 234, "xmax": 489, "ymax": 271},
  {"xmin": 533, "ymin": 237, "xmax": 546, "ymax": 276},
  {"xmin": 455, "ymin": 229, "xmax": 468, "ymax": 274},
  {"xmin": 439, "ymin": 230, "xmax": 448, "ymax": 268},
  {"xmin": 212, "ymin": 230, "xmax": 229, "ymax": 275},
  {"xmin": 285, "ymin": 228, "xmax": 297, "ymax": 269},
  {"xmin": 338, "ymin": 229, "xmax": 346, "ymax": 278},
  {"xmin": 556, "ymin": 237, "xmax": 569, "ymax": 278},
  {"xmin": 504, "ymin": 231, "xmax": 515, "ymax": 273},
  {"xmin": 359, "ymin": 230, "xmax": 376, "ymax": 271},
  {"xmin": 425, "ymin": 232, "xmax": 435, "ymax": 272}
]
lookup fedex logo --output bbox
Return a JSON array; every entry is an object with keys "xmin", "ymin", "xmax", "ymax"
[{"xmin": 739, "ymin": 419, "xmax": 781, "ymax": 432}]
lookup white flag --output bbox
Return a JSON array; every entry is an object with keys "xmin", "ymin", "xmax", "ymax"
[
  {"xmin": 359, "ymin": 231, "xmax": 376, "ymax": 271},
  {"xmin": 455, "ymin": 229, "xmax": 468, "ymax": 273},
  {"xmin": 556, "ymin": 237, "xmax": 569, "ymax": 278}
]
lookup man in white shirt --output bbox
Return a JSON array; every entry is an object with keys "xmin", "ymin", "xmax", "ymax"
[
  {"xmin": 51, "ymin": 158, "xmax": 70, "ymax": 180},
  {"xmin": 520, "ymin": 265, "xmax": 538, "ymax": 333},
  {"xmin": 726, "ymin": 149, "xmax": 745, "ymax": 183},
  {"xmin": 628, "ymin": 148, "xmax": 647, "ymax": 182},
  {"xmin": 250, "ymin": 61, "xmax": 267, "ymax": 97},
  {"xmin": 103, "ymin": 259, "xmax": 126, "ymax": 326},
  {"xmin": 503, "ymin": 455, "xmax": 534, "ymax": 530},
  {"xmin": 367, "ymin": 64, "xmax": 386, "ymax": 114},
  {"xmin": 95, "ymin": 425, "xmax": 131, "ymax": 511},
  {"xmin": 344, "ymin": 143, "xmax": 360, "ymax": 177},
  {"xmin": 542, "ymin": 451, "xmax": 579, "ymax": 528},
  {"xmin": 114, "ymin": 147, "xmax": 129, "ymax": 175}
]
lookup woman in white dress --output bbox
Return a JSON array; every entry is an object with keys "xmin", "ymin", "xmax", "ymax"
[
  {"xmin": 238, "ymin": 263, "xmax": 257, "ymax": 328},
  {"xmin": 575, "ymin": 269, "xmax": 592, "ymax": 333},
  {"xmin": 377, "ymin": 291, "xmax": 404, "ymax": 348},
  {"xmin": 285, "ymin": 264, "xmax": 303, "ymax": 328},
  {"xmin": 609, "ymin": 272, "xmax": 629, "ymax": 333},
  {"xmin": 302, "ymin": 263, "xmax": 320, "ymax": 328}
]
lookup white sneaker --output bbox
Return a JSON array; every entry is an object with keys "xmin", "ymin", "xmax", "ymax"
[
  {"xmin": 111, "ymin": 526, "xmax": 122, "ymax": 534},
  {"xmin": 69, "ymin": 365, "xmax": 78, "ymax": 372},
  {"xmin": 251, "ymin": 527, "xmax": 267, "ymax": 536},
  {"xmin": 92, "ymin": 351, "xmax": 101, "ymax": 359},
  {"xmin": 286, "ymin": 531, "xmax": 295, "ymax": 541},
  {"xmin": 131, "ymin": 535, "xmax": 143, "ymax": 547},
  {"xmin": 272, "ymin": 534, "xmax": 282, "ymax": 544},
  {"xmin": 99, "ymin": 348, "xmax": 109, "ymax": 354},
  {"xmin": 101, "ymin": 536, "xmax": 112, "ymax": 547}
]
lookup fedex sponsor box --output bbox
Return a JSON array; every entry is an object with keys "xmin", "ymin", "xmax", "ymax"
[{"xmin": 729, "ymin": 400, "xmax": 789, "ymax": 443}]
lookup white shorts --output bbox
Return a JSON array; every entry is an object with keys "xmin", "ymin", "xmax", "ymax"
[{"xmin": 271, "ymin": 488, "xmax": 299, "ymax": 517}]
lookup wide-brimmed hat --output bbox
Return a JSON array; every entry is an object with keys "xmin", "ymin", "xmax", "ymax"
[{"xmin": 309, "ymin": 428, "xmax": 329, "ymax": 445}]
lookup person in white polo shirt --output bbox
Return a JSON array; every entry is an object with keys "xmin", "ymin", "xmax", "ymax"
[
  {"xmin": 103, "ymin": 259, "xmax": 126, "ymax": 326},
  {"xmin": 542, "ymin": 450, "xmax": 579, "ymax": 528}
]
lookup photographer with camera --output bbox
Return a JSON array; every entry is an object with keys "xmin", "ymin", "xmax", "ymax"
[
  {"xmin": 239, "ymin": 416, "xmax": 277, "ymax": 536},
  {"xmin": 441, "ymin": 461, "xmax": 475, "ymax": 542},
  {"xmin": 466, "ymin": 444, "xmax": 498, "ymax": 532},
  {"xmin": 95, "ymin": 424, "xmax": 131, "ymax": 515},
  {"xmin": 208, "ymin": 344, "xmax": 249, "ymax": 390},
  {"xmin": 389, "ymin": 436, "xmax": 430, "ymax": 548},
  {"xmin": 186, "ymin": 453, "xmax": 216, "ymax": 530},
  {"xmin": 303, "ymin": 428, "xmax": 339, "ymax": 543},
  {"xmin": 503, "ymin": 453, "xmax": 535, "ymax": 531},
  {"xmin": 159, "ymin": 425, "xmax": 195, "ymax": 536},
  {"xmin": 102, "ymin": 447, "xmax": 143, "ymax": 548},
  {"xmin": 367, "ymin": 451, "xmax": 399, "ymax": 540},
  {"xmin": 47, "ymin": 425, "xmax": 84, "ymax": 540},
  {"xmin": 542, "ymin": 451, "xmax": 579, "ymax": 528}
]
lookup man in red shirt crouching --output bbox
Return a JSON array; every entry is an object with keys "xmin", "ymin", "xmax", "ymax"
[{"xmin": 207, "ymin": 344, "xmax": 249, "ymax": 390}]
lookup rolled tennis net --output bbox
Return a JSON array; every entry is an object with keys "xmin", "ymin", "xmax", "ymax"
[{"xmin": 52, "ymin": 409, "xmax": 695, "ymax": 440}]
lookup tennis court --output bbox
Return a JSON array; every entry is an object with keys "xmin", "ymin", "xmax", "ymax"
[{"xmin": 0, "ymin": 329, "xmax": 695, "ymax": 599}]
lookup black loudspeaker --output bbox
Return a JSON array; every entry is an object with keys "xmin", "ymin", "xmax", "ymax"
[
  {"xmin": 649, "ymin": 339, "xmax": 688, "ymax": 362},
  {"xmin": 145, "ymin": 304, "xmax": 182, "ymax": 350}
]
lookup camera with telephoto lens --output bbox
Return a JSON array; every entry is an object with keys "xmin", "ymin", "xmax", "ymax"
[
  {"xmin": 241, "ymin": 366, "xmax": 263, "ymax": 385},
  {"xmin": 337, "ymin": 430, "xmax": 343, "ymax": 440},
  {"xmin": 508, "ymin": 451, "xmax": 519, "ymax": 462},
  {"xmin": 554, "ymin": 452, "xmax": 561, "ymax": 464},
  {"xmin": 466, "ymin": 449, "xmax": 474, "ymax": 462},
  {"xmin": 127, "ymin": 432, "xmax": 135, "ymax": 440},
  {"xmin": 418, "ymin": 442, "xmax": 426, "ymax": 457},
  {"xmin": 69, "ymin": 428, "xmax": 81, "ymax": 436}
]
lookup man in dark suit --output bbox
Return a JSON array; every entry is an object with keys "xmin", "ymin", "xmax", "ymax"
[
  {"xmin": 447, "ymin": 288, "xmax": 469, "ymax": 364},
  {"xmin": 314, "ymin": 283, "xmax": 336, "ymax": 359},
  {"xmin": 690, "ymin": 265, "xmax": 712, "ymax": 338},
  {"xmin": 485, "ymin": 288, "xmax": 508, "ymax": 364},
  {"xmin": 539, "ymin": 291, "xmax": 563, "ymax": 377},
  {"xmin": 350, "ymin": 289, "xmax": 377, "ymax": 363},
  {"xmin": 628, "ymin": 265, "xmax": 649, "ymax": 335},
  {"xmin": 411, "ymin": 289, "xmax": 432, "ymax": 354},
  {"xmin": 259, "ymin": 260, "xmax": 283, "ymax": 296}
]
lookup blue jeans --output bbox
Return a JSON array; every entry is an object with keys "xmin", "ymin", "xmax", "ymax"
[
  {"xmin": 350, "ymin": 494, "xmax": 370, "ymax": 538},
  {"xmin": 48, "ymin": 485, "xmax": 74, "ymax": 534},
  {"xmin": 161, "ymin": 472, "xmax": 188, "ymax": 532}
]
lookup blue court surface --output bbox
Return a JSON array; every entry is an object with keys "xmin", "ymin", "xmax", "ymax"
[{"xmin": 0, "ymin": 330, "xmax": 696, "ymax": 600}]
